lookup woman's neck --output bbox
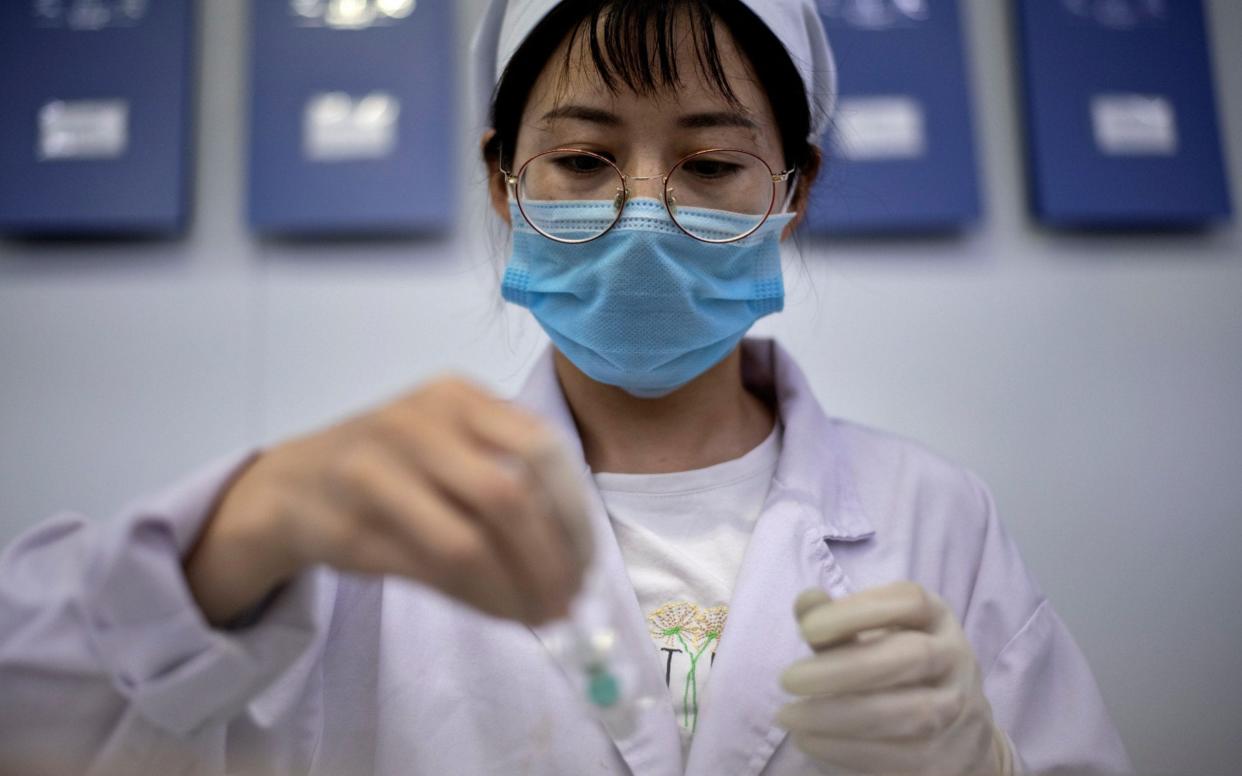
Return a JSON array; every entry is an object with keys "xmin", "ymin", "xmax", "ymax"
[{"xmin": 553, "ymin": 347, "xmax": 776, "ymax": 475}]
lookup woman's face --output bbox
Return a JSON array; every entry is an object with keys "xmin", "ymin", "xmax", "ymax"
[{"xmin": 486, "ymin": 13, "xmax": 812, "ymax": 238}]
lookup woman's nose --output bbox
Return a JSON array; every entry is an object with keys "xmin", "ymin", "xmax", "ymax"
[{"xmin": 624, "ymin": 174, "xmax": 666, "ymax": 203}]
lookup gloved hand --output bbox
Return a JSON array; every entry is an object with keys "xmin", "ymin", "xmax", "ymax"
[{"xmin": 776, "ymin": 582, "xmax": 1016, "ymax": 776}]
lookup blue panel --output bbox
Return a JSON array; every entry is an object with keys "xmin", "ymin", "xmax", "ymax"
[
  {"xmin": 805, "ymin": 0, "xmax": 982, "ymax": 235},
  {"xmin": 1015, "ymin": 0, "xmax": 1232, "ymax": 228},
  {"xmin": 248, "ymin": 0, "xmax": 456, "ymax": 236},
  {"xmin": 0, "ymin": 0, "xmax": 194, "ymax": 236}
]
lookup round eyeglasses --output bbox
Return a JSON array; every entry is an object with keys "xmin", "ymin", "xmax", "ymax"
[{"xmin": 500, "ymin": 148, "xmax": 796, "ymax": 245}]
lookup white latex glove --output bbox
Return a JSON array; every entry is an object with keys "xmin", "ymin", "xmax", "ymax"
[{"xmin": 776, "ymin": 582, "xmax": 1016, "ymax": 776}]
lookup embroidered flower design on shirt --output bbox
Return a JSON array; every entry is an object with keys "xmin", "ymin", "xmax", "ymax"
[
  {"xmin": 697, "ymin": 605, "xmax": 728, "ymax": 643},
  {"xmin": 646, "ymin": 601, "xmax": 729, "ymax": 734},
  {"xmin": 649, "ymin": 601, "xmax": 698, "ymax": 642}
]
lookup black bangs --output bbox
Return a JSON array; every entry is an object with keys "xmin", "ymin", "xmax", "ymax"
[
  {"xmin": 487, "ymin": 0, "xmax": 813, "ymax": 173},
  {"xmin": 562, "ymin": 1, "xmax": 740, "ymax": 107}
]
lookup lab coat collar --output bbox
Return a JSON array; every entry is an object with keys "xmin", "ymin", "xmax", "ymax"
[
  {"xmin": 511, "ymin": 337, "xmax": 877, "ymax": 543},
  {"xmin": 740, "ymin": 337, "xmax": 876, "ymax": 542}
]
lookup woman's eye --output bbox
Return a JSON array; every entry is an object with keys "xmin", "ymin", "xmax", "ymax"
[
  {"xmin": 684, "ymin": 159, "xmax": 741, "ymax": 179},
  {"xmin": 554, "ymin": 154, "xmax": 609, "ymax": 174}
]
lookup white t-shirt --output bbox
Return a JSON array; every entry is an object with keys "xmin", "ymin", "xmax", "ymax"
[{"xmin": 592, "ymin": 422, "xmax": 782, "ymax": 756}]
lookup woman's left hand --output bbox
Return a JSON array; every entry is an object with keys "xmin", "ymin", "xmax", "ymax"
[{"xmin": 776, "ymin": 581, "xmax": 1014, "ymax": 776}]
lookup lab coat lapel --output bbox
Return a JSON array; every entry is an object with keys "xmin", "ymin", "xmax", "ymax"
[
  {"xmin": 535, "ymin": 481, "xmax": 687, "ymax": 776},
  {"xmin": 681, "ymin": 498, "xmax": 859, "ymax": 776},
  {"xmin": 684, "ymin": 339, "xmax": 876, "ymax": 776},
  {"xmin": 516, "ymin": 350, "xmax": 685, "ymax": 776}
]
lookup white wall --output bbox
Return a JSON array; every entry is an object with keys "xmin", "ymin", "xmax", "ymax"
[{"xmin": 2, "ymin": 0, "xmax": 1240, "ymax": 771}]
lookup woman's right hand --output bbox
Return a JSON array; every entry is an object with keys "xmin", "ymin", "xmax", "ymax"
[{"xmin": 184, "ymin": 375, "xmax": 594, "ymax": 628}]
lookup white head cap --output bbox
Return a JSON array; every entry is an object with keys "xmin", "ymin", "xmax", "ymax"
[{"xmin": 470, "ymin": 0, "xmax": 837, "ymax": 145}]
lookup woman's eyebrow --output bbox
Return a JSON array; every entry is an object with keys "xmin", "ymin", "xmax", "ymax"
[
  {"xmin": 538, "ymin": 106, "xmax": 758, "ymax": 131},
  {"xmin": 678, "ymin": 111, "xmax": 759, "ymax": 130},
  {"xmin": 540, "ymin": 105, "xmax": 623, "ymax": 126}
]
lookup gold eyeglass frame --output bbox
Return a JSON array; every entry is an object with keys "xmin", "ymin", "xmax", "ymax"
[{"xmin": 499, "ymin": 147, "xmax": 796, "ymax": 245}]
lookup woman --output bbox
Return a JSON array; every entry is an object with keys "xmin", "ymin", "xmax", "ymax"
[{"xmin": 0, "ymin": 1, "xmax": 1132, "ymax": 774}]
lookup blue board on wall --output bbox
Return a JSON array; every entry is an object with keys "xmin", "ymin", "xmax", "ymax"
[
  {"xmin": 0, "ymin": 0, "xmax": 194, "ymax": 236},
  {"xmin": 1015, "ymin": 0, "xmax": 1232, "ymax": 228},
  {"xmin": 248, "ymin": 0, "xmax": 455, "ymax": 236},
  {"xmin": 805, "ymin": 0, "xmax": 982, "ymax": 235}
]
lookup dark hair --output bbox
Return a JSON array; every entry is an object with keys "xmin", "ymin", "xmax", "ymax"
[{"xmin": 484, "ymin": 0, "xmax": 816, "ymax": 175}]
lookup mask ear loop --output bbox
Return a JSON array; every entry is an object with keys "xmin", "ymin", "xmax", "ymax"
[
  {"xmin": 497, "ymin": 143, "xmax": 519, "ymax": 203},
  {"xmin": 778, "ymin": 170, "xmax": 800, "ymax": 214}
]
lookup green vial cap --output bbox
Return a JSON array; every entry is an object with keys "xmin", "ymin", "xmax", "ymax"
[{"xmin": 587, "ymin": 668, "xmax": 620, "ymax": 708}]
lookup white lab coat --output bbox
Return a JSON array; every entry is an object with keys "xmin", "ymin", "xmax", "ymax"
[{"xmin": 0, "ymin": 339, "xmax": 1132, "ymax": 775}]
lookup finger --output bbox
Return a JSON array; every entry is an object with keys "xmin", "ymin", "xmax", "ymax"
[
  {"xmin": 457, "ymin": 394, "xmax": 595, "ymax": 573},
  {"xmin": 347, "ymin": 448, "xmax": 535, "ymax": 622},
  {"xmin": 382, "ymin": 420, "xmax": 576, "ymax": 621},
  {"xmin": 526, "ymin": 436, "xmax": 595, "ymax": 574},
  {"xmin": 342, "ymin": 522, "xmax": 433, "ymax": 580},
  {"xmin": 790, "ymin": 731, "xmax": 934, "ymax": 775},
  {"xmin": 799, "ymin": 581, "xmax": 945, "ymax": 649},
  {"xmin": 287, "ymin": 477, "xmax": 427, "ymax": 578},
  {"xmin": 780, "ymin": 629, "xmax": 956, "ymax": 697},
  {"xmin": 776, "ymin": 684, "xmax": 969, "ymax": 741},
  {"xmin": 492, "ymin": 457, "xmax": 577, "ymax": 618},
  {"xmin": 794, "ymin": 588, "xmax": 833, "ymax": 621}
]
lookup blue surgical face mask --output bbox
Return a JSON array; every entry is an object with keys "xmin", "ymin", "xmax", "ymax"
[{"xmin": 502, "ymin": 198, "xmax": 794, "ymax": 398}]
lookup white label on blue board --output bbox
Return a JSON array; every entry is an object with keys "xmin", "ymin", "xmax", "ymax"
[
  {"xmin": 38, "ymin": 100, "xmax": 129, "ymax": 160},
  {"xmin": 833, "ymin": 97, "xmax": 927, "ymax": 161},
  {"xmin": 32, "ymin": 0, "xmax": 150, "ymax": 30},
  {"xmin": 290, "ymin": 0, "xmax": 415, "ymax": 29},
  {"xmin": 303, "ymin": 92, "xmax": 400, "ymax": 161},
  {"xmin": 1091, "ymin": 94, "xmax": 1178, "ymax": 156},
  {"xmin": 821, "ymin": 0, "xmax": 931, "ymax": 29},
  {"xmin": 1061, "ymin": 0, "xmax": 1168, "ymax": 29}
]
